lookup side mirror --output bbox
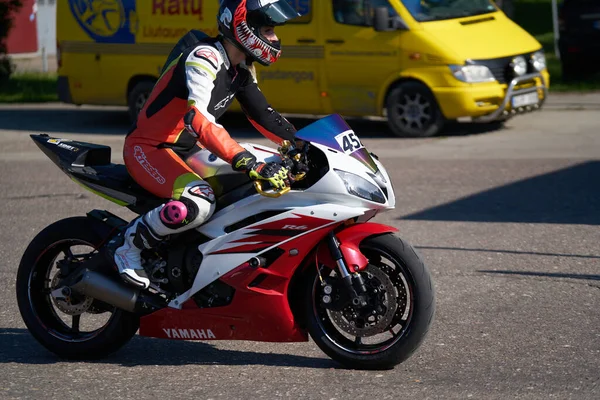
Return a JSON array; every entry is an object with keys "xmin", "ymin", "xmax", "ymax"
[
  {"xmin": 373, "ymin": 7, "xmax": 409, "ymax": 32},
  {"xmin": 373, "ymin": 7, "xmax": 392, "ymax": 31}
]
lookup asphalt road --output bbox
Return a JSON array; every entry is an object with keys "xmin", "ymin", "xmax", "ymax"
[{"xmin": 0, "ymin": 104, "xmax": 598, "ymax": 399}]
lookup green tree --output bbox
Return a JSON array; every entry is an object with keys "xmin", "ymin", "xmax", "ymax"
[{"xmin": 0, "ymin": 0, "xmax": 23, "ymax": 82}]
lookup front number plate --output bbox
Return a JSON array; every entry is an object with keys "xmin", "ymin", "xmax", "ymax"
[{"xmin": 512, "ymin": 92, "xmax": 539, "ymax": 108}]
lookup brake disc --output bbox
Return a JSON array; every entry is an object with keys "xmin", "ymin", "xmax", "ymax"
[
  {"xmin": 50, "ymin": 273, "xmax": 93, "ymax": 316},
  {"xmin": 328, "ymin": 265, "xmax": 398, "ymax": 337}
]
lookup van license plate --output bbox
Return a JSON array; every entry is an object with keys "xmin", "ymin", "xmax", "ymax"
[{"xmin": 512, "ymin": 92, "xmax": 539, "ymax": 108}]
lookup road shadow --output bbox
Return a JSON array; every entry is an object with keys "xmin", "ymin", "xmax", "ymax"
[
  {"xmin": 0, "ymin": 328, "xmax": 337, "ymax": 369},
  {"xmin": 0, "ymin": 105, "xmax": 506, "ymax": 139},
  {"xmin": 401, "ymin": 161, "xmax": 600, "ymax": 225},
  {"xmin": 478, "ymin": 270, "xmax": 600, "ymax": 282},
  {"xmin": 0, "ymin": 107, "xmax": 133, "ymax": 135}
]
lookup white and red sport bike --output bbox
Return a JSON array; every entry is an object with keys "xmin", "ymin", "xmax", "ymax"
[{"xmin": 17, "ymin": 114, "xmax": 435, "ymax": 370}]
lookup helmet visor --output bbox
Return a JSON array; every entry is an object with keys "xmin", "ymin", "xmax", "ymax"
[{"xmin": 249, "ymin": 1, "xmax": 301, "ymax": 26}]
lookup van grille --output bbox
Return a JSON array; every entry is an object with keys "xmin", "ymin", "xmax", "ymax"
[
  {"xmin": 470, "ymin": 52, "xmax": 539, "ymax": 84},
  {"xmin": 471, "ymin": 55, "xmax": 513, "ymax": 84}
]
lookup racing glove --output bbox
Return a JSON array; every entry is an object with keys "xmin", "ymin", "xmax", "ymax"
[{"xmin": 232, "ymin": 150, "xmax": 290, "ymax": 190}]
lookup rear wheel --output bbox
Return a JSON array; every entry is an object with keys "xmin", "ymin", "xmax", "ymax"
[
  {"xmin": 305, "ymin": 234, "xmax": 435, "ymax": 370},
  {"xmin": 16, "ymin": 217, "xmax": 139, "ymax": 360},
  {"xmin": 128, "ymin": 81, "xmax": 155, "ymax": 123}
]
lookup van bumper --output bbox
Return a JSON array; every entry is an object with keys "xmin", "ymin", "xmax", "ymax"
[
  {"xmin": 57, "ymin": 76, "xmax": 74, "ymax": 104},
  {"xmin": 433, "ymin": 70, "xmax": 549, "ymax": 122}
]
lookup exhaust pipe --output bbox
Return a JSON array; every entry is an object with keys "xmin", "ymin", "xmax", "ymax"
[{"xmin": 70, "ymin": 269, "xmax": 140, "ymax": 312}]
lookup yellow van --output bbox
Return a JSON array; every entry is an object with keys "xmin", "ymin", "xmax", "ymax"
[{"xmin": 57, "ymin": 0, "xmax": 549, "ymax": 137}]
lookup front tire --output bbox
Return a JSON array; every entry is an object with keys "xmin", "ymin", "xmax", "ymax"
[
  {"xmin": 305, "ymin": 234, "xmax": 435, "ymax": 370},
  {"xmin": 386, "ymin": 81, "xmax": 445, "ymax": 138},
  {"xmin": 16, "ymin": 217, "xmax": 140, "ymax": 360}
]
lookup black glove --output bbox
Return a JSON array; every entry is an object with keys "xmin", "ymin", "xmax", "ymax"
[{"xmin": 287, "ymin": 143, "xmax": 310, "ymax": 176}]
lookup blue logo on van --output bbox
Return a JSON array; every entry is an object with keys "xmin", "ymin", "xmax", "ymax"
[{"xmin": 69, "ymin": 0, "xmax": 137, "ymax": 43}]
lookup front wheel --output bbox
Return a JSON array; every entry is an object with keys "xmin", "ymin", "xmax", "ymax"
[
  {"xmin": 386, "ymin": 82, "xmax": 445, "ymax": 138},
  {"xmin": 16, "ymin": 217, "xmax": 140, "ymax": 360},
  {"xmin": 305, "ymin": 234, "xmax": 435, "ymax": 370}
]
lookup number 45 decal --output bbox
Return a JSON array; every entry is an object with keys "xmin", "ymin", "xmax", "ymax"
[{"xmin": 334, "ymin": 130, "xmax": 364, "ymax": 154}]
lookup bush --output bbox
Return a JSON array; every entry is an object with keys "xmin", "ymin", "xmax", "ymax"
[{"xmin": 0, "ymin": 0, "xmax": 23, "ymax": 82}]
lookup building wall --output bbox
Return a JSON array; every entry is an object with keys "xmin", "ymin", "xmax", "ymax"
[
  {"xmin": 6, "ymin": 0, "xmax": 38, "ymax": 54},
  {"xmin": 6, "ymin": 0, "xmax": 57, "ymax": 56},
  {"xmin": 36, "ymin": 0, "xmax": 57, "ymax": 56}
]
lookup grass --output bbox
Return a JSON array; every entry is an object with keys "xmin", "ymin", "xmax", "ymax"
[{"xmin": 0, "ymin": 72, "xmax": 58, "ymax": 103}]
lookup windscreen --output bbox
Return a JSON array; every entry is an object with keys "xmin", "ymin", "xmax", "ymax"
[
  {"xmin": 295, "ymin": 114, "xmax": 379, "ymax": 173},
  {"xmin": 403, "ymin": 0, "xmax": 497, "ymax": 22}
]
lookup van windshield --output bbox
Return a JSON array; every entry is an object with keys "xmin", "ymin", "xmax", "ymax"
[{"xmin": 402, "ymin": 0, "xmax": 497, "ymax": 22}]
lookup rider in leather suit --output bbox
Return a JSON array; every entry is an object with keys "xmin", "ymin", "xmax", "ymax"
[{"xmin": 110, "ymin": 0, "xmax": 301, "ymax": 289}]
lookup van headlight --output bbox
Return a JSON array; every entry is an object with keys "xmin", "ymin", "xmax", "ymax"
[
  {"xmin": 511, "ymin": 56, "xmax": 528, "ymax": 76},
  {"xmin": 335, "ymin": 169, "xmax": 386, "ymax": 204},
  {"xmin": 531, "ymin": 51, "xmax": 546, "ymax": 72},
  {"xmin": 449, "ymin": 65, "xmax": 495, "ymax": 83}
]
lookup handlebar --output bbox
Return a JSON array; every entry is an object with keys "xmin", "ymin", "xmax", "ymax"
[{"xmin": 253, "ymin": 180, "xmax": 291, "ymax": 198}]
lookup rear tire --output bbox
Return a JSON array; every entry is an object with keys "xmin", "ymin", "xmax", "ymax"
[
  {"xmin": 16, "ymin": 217, "xmax": 139, "ymax": 360},
  {"xmin": 305, "ymin": 233, "xmax": 435, "ymax": 370},
  {"xmin": 128, "ymin": 81, "xmax": 155, "ymax": 123}
]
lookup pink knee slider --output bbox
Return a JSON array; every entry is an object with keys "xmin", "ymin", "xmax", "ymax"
[{"xmin": 160, "ymin": 201, "xmax": 188, "ymax": 226}]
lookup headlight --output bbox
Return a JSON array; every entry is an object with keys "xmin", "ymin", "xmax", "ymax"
[
  {"xmin": 511, "ymin": 56, "xmax": 527, "ymax": 76},
  {"xmin": 449, "ymin": 65, "xmax": 495, "ymax": 83},
  {"xmin": 531, "ymin": 51, "xmax": 546, "ymax": 71},
  {"xmin": 335, "ymin": 169, "xmax": 386, "ymax": 204}
]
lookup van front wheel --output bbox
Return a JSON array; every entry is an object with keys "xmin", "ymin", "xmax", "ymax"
[{"xmin": 386, "ymin": 82, "xmax": 444, "ymax": 138}]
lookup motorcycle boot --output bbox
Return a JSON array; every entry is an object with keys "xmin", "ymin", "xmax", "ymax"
[
  {"xmin": 109, "ymin": 180, "xmax": 216, "ymax": 289},
  {"xmin": 110, "ymin": 217, "xmax": 163, "ymax": 289}
]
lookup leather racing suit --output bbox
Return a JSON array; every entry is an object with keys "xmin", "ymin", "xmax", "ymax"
[
  {"xmin": 126, "ymin": 36, "xmax": 296, "ymax": 199},
  {"xmin": 114, "ymin": 35, "xmax": 296, "ymax": 289}
]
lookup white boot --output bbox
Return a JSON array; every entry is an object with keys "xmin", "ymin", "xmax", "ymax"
[
  {"xmin": 112, "ymin": 181, "xmax": 216, "ymax": 289},
  {"xmin": 112, "ymin": 218, "xmax": 162, "ymax": 289}
]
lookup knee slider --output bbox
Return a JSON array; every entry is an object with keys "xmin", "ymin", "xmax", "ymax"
[{"xmin": 159, "ymin": 200, "xmax": 188, "ymax": 229}]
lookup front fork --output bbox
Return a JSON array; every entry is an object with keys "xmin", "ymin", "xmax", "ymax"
[{"xmin": 325, "ymin": 232, "xmax": 368, "ymax": 307}]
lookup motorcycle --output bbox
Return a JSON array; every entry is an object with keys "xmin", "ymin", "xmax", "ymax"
[{"xmin": 16, "ymin": 114, "xmax": 435, "ymax": 370}]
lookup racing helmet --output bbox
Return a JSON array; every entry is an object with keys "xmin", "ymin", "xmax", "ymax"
[{"xmin": 217, "ymin": 0, "xmax": 301, "ymax": 66}]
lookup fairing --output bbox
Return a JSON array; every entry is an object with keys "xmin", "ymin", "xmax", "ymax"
[
  {"xmin": 295, "ymin": 114, "xmax": 379, "ymax": 174},
  {"xmin": 139, "ymin": 223, "xmax": 337, "ymax": 342}
]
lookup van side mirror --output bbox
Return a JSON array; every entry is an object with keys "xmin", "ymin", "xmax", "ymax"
[
  {"xmin": 373, "ymin": 6, "xmax": 409, "ymax": 32},
  {"xmin": 373, "ymin": 7, "xmax": 391, "ymax": 31}
]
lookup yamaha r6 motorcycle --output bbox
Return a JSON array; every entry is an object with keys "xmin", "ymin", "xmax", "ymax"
[{"xmin": 16, "ymin": 114, "xmax": 435, "ymax": 370}]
